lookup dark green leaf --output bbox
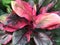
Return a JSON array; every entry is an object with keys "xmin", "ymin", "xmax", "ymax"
[
  {"xmin": 53, "ymin": 0, "xmax": 60, "ymax": 10},
  {"xmin": 0, "ymin": 9, "xmax": 5, "ymax": 15}
]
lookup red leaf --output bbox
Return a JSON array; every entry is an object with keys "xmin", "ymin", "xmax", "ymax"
[
  {"xmin": 3, "ymin": 25, "xmax": 17, "ymax": 32},
  {"xmin": 47, "ymin": 24, "xmax": 60, "ymax": 30}
]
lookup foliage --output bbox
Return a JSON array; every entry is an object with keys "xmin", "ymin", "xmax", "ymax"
[
  {"xmin": 0, "ymin": 0, "xmax": 12, "ymax": 13},
  {"xmin": 0, "ymin": 0, "xmax": 60, "ymax": 45}
]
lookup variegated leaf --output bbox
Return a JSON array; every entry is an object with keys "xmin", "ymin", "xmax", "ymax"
[{"xmin": 33, "ymin": 32, "xmax": 53, "ymax": 45}]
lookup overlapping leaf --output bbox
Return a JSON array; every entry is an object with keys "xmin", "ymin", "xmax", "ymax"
[
  {"xmin": 13, "ymin": 29, "xmax": 32, "ymax": 45},
  {"xmin": 11, "ymin": 0, "xmax": 34, "ymax": 21},
  {"xmin": 33, "ymin": 33, "xmax": 53, "ymax": 45},
  {"xmin": 0, "ymin": 34, "xmax": 12, "ymax": 45}
]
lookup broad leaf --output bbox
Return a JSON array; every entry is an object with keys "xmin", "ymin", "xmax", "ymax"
[
  {"xmin": 12, "ymin": 29, "xmax": 32, "ymax": 45},
  {"xmin": 0, "ymin": 14, "xmax": 27, "ymax": 32},
  {"xmin": 33, "ymin": 32, "xmax": 53, "ymax": 45},
  {"xmin": 35, "ymin": 13, "xmax": 60, "ymax": 30},
  {"xmin": 2, "ymin": 0, "xmax": 11, "ymax": 6},
  {"xmin": 11, "ymin": 0, "xmax": 33, "ymax": 21}
]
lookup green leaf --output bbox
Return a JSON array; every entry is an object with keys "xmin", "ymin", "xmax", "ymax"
[
  {"xmin": 0, "ymin": 9, "xmax": 5, "ymax": 15},
  {"xmin": 1, "ymin": 0, "xmax": 12, "ymax": 13},
  {"xmin": 0, "ymin": 14, "xmax": 8, "ymax": 22},
  {"xmin": 6, "ymin": 5, "xmax": 12, "ymax": 13},
  {"xmin": 53, "ymin": 0, "xmax": 60, "ymax": 10},
  {"xmin": 42, "ymin": 0, "xmax": 51, "ymax": 6},
  {"xmin": 50, "ymin": 28, "xmax": 60, "ymax": 45},
  {"xmin": 54, "ymin": 37, "xmax": 60, "ymax": 45},
  {"xmin": 2, "ymin": 0, "xmax": 11, "ymax": 5},
  {"xmin": 0, "ymin": 44, "xmax": 2, "ymax": 45},
  {"xmin": 51, "ymin": 28, "xmax": 60, "ymax": 36}
]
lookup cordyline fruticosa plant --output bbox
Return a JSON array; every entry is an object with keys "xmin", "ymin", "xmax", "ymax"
[{"xmin": 0, "ymin": 0, "xmax": 60, "ymax": 45}]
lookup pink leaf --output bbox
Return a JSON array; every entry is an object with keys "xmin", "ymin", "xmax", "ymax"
[
  {"xmin": 40, "ymin": 7, "xmax": 46, "ymax": 14},
  {"xmin": 3, "ymin": 25, "xmax": 17, "ymax": 32},
  {"xmin": 35, "ymin": 13, "xmax": 60, "ymax": 30},
  {"xmin": 0, "ymin": 22, "xmax": 4, "ymax": 30},
  {"xmin": 50, "ymin": 11, "xmax": 60, "ymax": 15},
  {"xmin": 24, "ymin": 30, "xmax": 32, "ymax": 42},
  {"xmin": 0, "ymin": 34, "xmax": 12, "ymax": 45},
  {"xmin": 11, "ymin": 0, "xmax": 33, "ymax": 21},
  {"xmin": 0, "ymin": 14, "xmax": 27, "ymax": 32},
  {"xmin": 4, "ymin": 14, "xmax": 27, "ymax": 32}
]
